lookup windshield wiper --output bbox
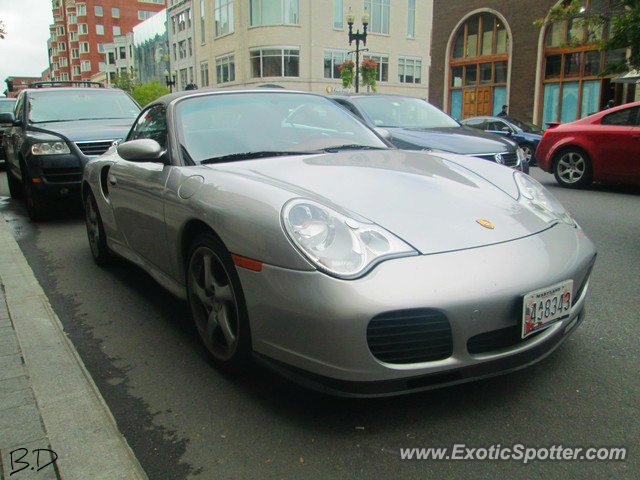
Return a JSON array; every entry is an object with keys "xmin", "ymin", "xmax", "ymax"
[
  {"xmin": 320, "ymin": 144, "xmax": 389, "ymax": 152},
  {"xmin": 200, "ymin": 150, "xmax": 319, "ymax": 164}
]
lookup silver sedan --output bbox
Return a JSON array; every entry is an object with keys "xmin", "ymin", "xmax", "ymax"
[{"xmin": 82, "ymin": 89, "xmax": 596, "ymax": 397}]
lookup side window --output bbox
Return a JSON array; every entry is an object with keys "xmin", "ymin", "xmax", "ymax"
[
  {"xmin": 14, "ymin": 94, "xmax": 25, "ymax": 123},
  {"xmin": 601, "ymin": 107, "xmax": 638, "ymax": 126},
  {"xmin": 465, "ymin": 118, "xmax": 486, "ymax": 129},
  {"xmin": 486, "ymin": 120, "xmax": 506, "ymax": 131},
  {"xmin": 335, "ymin": 99, "xmax": 363, "ymax": 120},
  {"xmin": 128, "ymin": 105, "xmax": 168, "ymax": 148}
]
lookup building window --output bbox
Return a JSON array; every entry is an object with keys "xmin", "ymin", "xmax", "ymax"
[
  {"xmin": 56, "ymin": 26, "xmax": 65, "ymax": 35},
  {"xmin": 119, "ymin": 46, "xmax": 126, "ymax": 59},
  {"xmin": 216, "ymin": 54, "xmax": 235, "ymax": 83},
  {"xmin": 449, "ymin": 13, "xmax": 510, "ymax": 120},
  {"xmin": 138, "ymin": 0, "xmax": 163, "ymax": 3},
  {"xmin": 113, "ymin": 26, "xmax": 121, "ymax": 36},
  {"xmin": 97, "ymin": 43, "xmax": 105, "ymax": 52},
  {"xmin": 179, "ymin": 68, "xmax": 188, "ymax": 89},
  {"xmin": 80, "ymin": 42, "xmax": 90, "ymax": 53},
  {"xmin": 96, "ymin": 24, "xmax": 104, "ymax": 35},
  {"xmin": 214, "ymin": 0, "xmax": 234, "ymax": 37},
  {"xmin": 540, "ymin": 14, "xmax": 619, "ymax": 125},
  {"xmin": 250, "ymin": 0, "xmax": 299, "ymax": 26},
  {"xmin": 71, "ymin": 48, "xmax": 79, "ymax": 59},
  {"xmin": 76, "ymin": 4, "xmax": 86, "ymax": 16},
  {"xmin": 173, "ymin": 44, "xmax": 177, "ymax": 60},
  {"xmin": 98, "ymin": 61, "xmax": 106, "ymax": 71},
  {"xmin": 59, "ymin": 57, "xmax": 68, "ymax": 67},
  {"xmin": 407, "ymin": 0, "xmax": 415, "ymax": 38},
  {"xmin": 58, "ymin": 42, "xmax": 66, "ymax": 51},
  {"xmin": 200, "ymin": 61, "xmax": 209, "ymax": 86},
  {"xmin": 78, "ymin": 24, "xmax": 88, "ymax": 34},
  {"xmin": 112, "ymin": 7, "xmax": 120, "ymax": 18},
  {"xmin": 176, "ymin": 11, "xmax": 189, "ymax": 31},
  {"xmin": 138, "ymin": 10, "xmax": 156, "ymax": 21},
  {"xmin": 398, "ymin": 57, "xmax": 421, "ymax": 84},
  {"xmin": 68, "ymin": 13, "xmax": 77, "ymax": 24},
  {"xmin": 250, "ymin": 48, "xmax": 299, "ymax": 77},
  {"xmin": 189, "ymin": 66, "xmax": 194, "ymax": 83},
  {"xmin": 188, "ymin": 38, "xmax": 193, "ymax": 57},
  {"xmin": 108, "ymin": 51, "xmax": 116, "ymax": 64},
  {"xmin": 200, "ymin": 0, "xmax": 206, "ymax": 43},
  {"xmin": 72, "ymin": 66, "xmax": 81, "ymax": 76},
  {"xmin": 95, "ymin": 5, "xmax": 103, "ymax": 16},
  {"xmin": 60, "ymin": 72, "xmax": 69, "ymax": 80},
  {"xmin": 69, "ymin": 31, "xmax": 78, "ymax": 41},
  {"xmin": 333, "ymin": 0, "xmax": 343, "ymax": 29},
  {"xmin": 178, "ymin": 40, "xmax": 187, "ymax": 59},
  {"xmin": 363, "ymin": 53, "xmax": 388, "ymax": 81},
  {"xmin": 172, "ymin": 16, "xmax": 177, "ymax": 33},
  {"xmin": 81, "ymin": 60, "xmax": 91, "ymax": 72},
  {"xmin": 324, "ymin": 50, "xmax": 350, "ymax": 79},
  {"xmin": 364, "ymin": 0, "xmax": 390, "ymax": 34},
  {"xmin": 52, "ymin": 47, "xmax": 58, "ymax": 56}
]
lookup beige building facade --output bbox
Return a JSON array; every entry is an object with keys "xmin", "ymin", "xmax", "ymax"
[{"xmin": 193, "ymin": 0, "xmax": 432, "ymax": 96}]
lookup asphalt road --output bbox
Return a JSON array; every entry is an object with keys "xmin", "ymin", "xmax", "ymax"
[{"xmin": 0, "ymin": 167, "xmax": 638, "ymax": 479}]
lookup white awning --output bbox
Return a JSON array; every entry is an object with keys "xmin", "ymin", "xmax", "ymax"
[{"xmin": 611, "ymin": 70, "xmax": 640, "ymax": 84}]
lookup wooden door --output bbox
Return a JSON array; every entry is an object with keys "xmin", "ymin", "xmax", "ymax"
[
  {"xmin": 462, "ymin": 89, "xmax": 477, "ymax": 119},
  {"xmin": 476, "ymin": 87, "xmax": 492, "ymax": 116}
]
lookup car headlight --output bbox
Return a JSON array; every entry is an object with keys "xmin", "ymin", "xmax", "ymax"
[
  {"xmin": 282, "ymin": 199, "xmax": 417, "ymax": 278},
  {"xmin": 31, "ymin": 142, "xmax": 70, "ymax": 155},
  {"xmin": 514, "ymin": 172, "xmax": 575, "ymax": 226}
]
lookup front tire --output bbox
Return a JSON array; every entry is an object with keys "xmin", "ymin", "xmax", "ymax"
[
  {"xmin": 22, "ymin": 174, "xmax": 47, "ymax": 221},
  {"xmin": 7, "ymin": 166, "xmax": 23, "ymax": 198},
  {"xmin": 187, "ymin": 234, "xmax": 252, "ymax": 369},
  {"xmin": 553, "ymin": 148, "xmax": 592, "ymax": 189},
  {"xmin": 520, "ymin": 143, "xmax": 535, "ymax": 167},
  {"xmin": 84, "ymin": 190, "xmax": 112, "ymax": 265}
]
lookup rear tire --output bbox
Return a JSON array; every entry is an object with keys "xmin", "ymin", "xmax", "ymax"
[
  {"xmin": 186, "ymin": 233, "xmax": 252, "ymax": 370},
  {"xmin": 84, "ymin": 190, "xmax": 112, "ymax": 265},
  {"xmin": 553, "ymin": 148, "xmax": 593, "ymax": 189}
]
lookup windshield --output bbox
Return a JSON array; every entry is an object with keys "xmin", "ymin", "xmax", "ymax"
[
  {"xmin": 175, "ymin": 92, "xmax": 388, "ymax": 163},
  {"xmin": 506, "ymin": 117, "xmax": 543, "ymax": 134},
  {"xmin": 352, "ymin": 96, "xmax": 460, "ymax": 129},
  {"xmin": 0, "ymin": 99, "xmax": 16, "ymax": 114},
  {"xmin": 28, "ymin": 90, "xmax": 140, "ymax": 123}
]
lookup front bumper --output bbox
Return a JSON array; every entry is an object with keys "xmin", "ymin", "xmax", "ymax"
[
  {"xmin": 237, "ymin": 223, "xmax": 596, "ymax": 396},
  {"xmin": 27, "ymin": 153, "xmax": 86, "ymax": 198}
]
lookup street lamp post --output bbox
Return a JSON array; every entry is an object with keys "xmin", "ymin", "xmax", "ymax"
[
  {"xmin": 164, "ymin": 69, "xmax": 177, "ymax": 92},
  {"xmin": 346, "ymin": 7, "xmax": 370, "ymax": 93}
]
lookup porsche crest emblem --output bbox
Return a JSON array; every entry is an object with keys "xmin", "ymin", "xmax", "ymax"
[{"xmin": 476, "ymin": 219, "xmax": 495, "ymax": 229}]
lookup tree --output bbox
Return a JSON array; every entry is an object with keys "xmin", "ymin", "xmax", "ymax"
[
  {"xmin": 536, "ymin": 0, "xmax": 640, "ymax": 74},
  {"xmin": 131, "ymin": 81, "xmax": 169, "ymax": 107},
  {"xmin": 1, "ymin": 20, "xmax": 6, "ymax": 39},
  {"xmin": 111, "ymin": 71, "xmax": 137, "ymax": 94}
]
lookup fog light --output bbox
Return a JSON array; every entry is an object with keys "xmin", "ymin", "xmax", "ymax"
[{"xmin": 60, "ymin": 188, "xmax": 69, "ymax": 194}]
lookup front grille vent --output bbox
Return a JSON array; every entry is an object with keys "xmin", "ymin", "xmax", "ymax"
[
  {"xmin": 474, "ymin": 152, "xmax": 519, "ymax": 167},
  {"xmin": 467, "ymin": 325, "xmax": 544, "ymax": 354},
  {"xmin": 367, "ymin": 309, "xmax": 453, "ymax": 364},
  {"xmin": 42, "ymin": 167, "xmax": 83, "ymax": 183},
  {"xmin": 75, "ymin": 140, "xmax": 116, "ymax": 157}
]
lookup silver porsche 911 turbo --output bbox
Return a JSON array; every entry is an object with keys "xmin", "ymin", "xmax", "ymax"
[{"xmin": 82, "ymin": 88, "xmax": 596, "ymax": 397}]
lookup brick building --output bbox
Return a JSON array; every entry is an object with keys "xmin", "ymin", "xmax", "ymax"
[
  {"xmin": 3, "ymin": 76, "xmax": 44, "ymax": 98},
  {"xmin": 48, "ymin": 0, "xmax": 166, "ymax": 82},
  {"xmin": 428, "ymin": 0, "xmax": 635, "ymax": 125}
]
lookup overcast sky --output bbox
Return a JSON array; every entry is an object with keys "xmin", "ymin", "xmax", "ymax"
[{"xmin": 0, "ymin": 0, "xmax": 53, "ymax": 92}]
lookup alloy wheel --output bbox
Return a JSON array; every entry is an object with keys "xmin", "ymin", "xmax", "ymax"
[{"xmin": 556, "ymin": 151, "xmax": 586, "ymax": 184}]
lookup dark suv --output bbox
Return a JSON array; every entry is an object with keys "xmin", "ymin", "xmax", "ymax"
[{"xmin": 0, "ymin": 82, "xmax": 140, "ymax": 220}]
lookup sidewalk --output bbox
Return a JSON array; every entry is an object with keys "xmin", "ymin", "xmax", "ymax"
[{"xmin": 0, "ymin": 214, "xmax": 147, "ymax": 479}]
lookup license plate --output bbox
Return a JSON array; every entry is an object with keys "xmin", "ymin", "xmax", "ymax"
[{"xmin": 522, "ymin": 280, "xmax": 573, "ymax": 339}]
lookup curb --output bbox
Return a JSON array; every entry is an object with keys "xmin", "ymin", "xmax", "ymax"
[{"xmin": 0, "ymin": 213, "xmax": 148, "ymax": 480}]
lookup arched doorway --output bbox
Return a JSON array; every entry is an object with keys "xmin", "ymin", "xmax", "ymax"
[{"xmin": 448, "ymin": 12, "xmax": 510, "ymax": 120}]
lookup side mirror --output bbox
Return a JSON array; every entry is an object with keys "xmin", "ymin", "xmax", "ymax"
[
  {"xmin": 374, "ymin": 127, "xmax": 392, "ymax": 141},
  {"xmin": 0, "ymin": 112, "xmax": 15, "ymax": 126},
  {"xmin": 117, "ymin": 139, "xmax": 164, "ymax": 162}
]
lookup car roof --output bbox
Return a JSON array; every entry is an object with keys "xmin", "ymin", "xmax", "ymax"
[
  {"xmin": 149, "ymin": 87, "xmax": 327, "ymax": 108},
  {"xmin": 328, "ymin": 93, "xmax": 424, "ymax": 101},
  {"xmin": 23, "ymin": 87, "xmax": 127, "ymax": 95}
]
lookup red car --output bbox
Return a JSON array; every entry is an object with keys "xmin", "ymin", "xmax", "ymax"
[{"xmin": 536, "ymin": 100, "xmax": 640, "ymax": 188}]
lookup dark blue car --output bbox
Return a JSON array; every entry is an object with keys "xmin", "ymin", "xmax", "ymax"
[{"xmin": 461, "ymin": 116, "xmax": 544, "ymax": 166}]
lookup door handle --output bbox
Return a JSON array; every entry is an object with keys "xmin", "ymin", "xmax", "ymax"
[{"xmin": 108, "ymin": 175, "xmax": 117, "ymax": 186}]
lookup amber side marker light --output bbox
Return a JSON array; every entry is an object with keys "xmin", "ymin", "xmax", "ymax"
[
  {"xmin": 32, "ymin": 178, "xmax": 42, "ymax": 183},
  {"xmin": 231, "ymin": 254, "xmax": 263, "ymax": 272}
]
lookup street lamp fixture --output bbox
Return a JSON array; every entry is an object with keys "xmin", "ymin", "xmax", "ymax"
[
  {"xmin": 346, "ymin": 7, "xmax": 369, "ymax": 93},
  {"xmin": 164, "ymin": 69, "xmax": 177, "ymax": 92}
]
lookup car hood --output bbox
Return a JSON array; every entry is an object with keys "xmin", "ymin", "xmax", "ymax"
[
  {"xmin": 30, "ymin": 118, "xmax": 135, "ymax": 142},
  {"xmin": 387, "ymin": 126, "xmax": 516, "ymax": 155},
  {"xmin": 213, "ymin": 150, "xmax": 553, "ymax": 255}
]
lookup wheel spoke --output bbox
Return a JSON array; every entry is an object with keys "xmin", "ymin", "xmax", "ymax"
[
  {"xmin": 206, "ymin": 309, "xmax": 218, "ymax": 341},
  {"xmin": 214, "ymin": 284, "xmax": 233, "ymax": 304},
  {"xmin": 202, "ymin": 252, "xmax": 214, "ymax": 289},
  {"xmin": 217, "ymin": 308, "xmax": 236, "ymax": 346},
  {"xmin": 193, "ymin": 281, "xmax": 212, "ymax": 308}
]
